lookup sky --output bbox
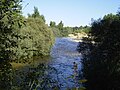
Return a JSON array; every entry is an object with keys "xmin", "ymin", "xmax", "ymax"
[{"xmin": 22, "ymin": 0, "xmax": 120, "ymax": 27}]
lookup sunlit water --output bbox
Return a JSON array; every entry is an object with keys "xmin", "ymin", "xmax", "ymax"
[{"xmin": 49, "ymin": 37, "xmax": 82, "ymax": 89}]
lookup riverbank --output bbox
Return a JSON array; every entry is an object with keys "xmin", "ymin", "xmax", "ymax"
[{"xmin": 68, "ymin": 33, "xmax": 88, "ymax": 42}]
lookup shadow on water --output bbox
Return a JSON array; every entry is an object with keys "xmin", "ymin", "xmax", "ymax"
[{"xmin": 0, "ymin": 37, "xmax": 82, "ymax": 90}]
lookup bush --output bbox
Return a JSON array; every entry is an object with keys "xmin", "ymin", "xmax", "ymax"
[
  {"xmin": 78, "ymin": 13, "xmax": 120, "ymax": 90},
  {"xmin": 12, "ymin": 17, "xmax": 55, "ymax": 61}
]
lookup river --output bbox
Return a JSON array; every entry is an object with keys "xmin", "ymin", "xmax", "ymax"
[
  {"xmin": 48, "ymin": 37, "xmax": 82, "ymax": 89},
  {"xmin": 1, "ymin": 37, "xmax": 82, "ymax": 90}
]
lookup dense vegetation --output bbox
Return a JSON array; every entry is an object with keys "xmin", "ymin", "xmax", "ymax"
[
  {"xmin": 0, "ymin": 1, "xmax": 54, "ymax": 62},
  {"xmin": 0, "ymin": 1, "xmax": 54, "ymax": 89},
  {"xmin": 77, "ymin": 13, "xmax": 120, "ymax": 90},
  {"xmin": 49, "ymin": 21, "xmax": 90, "ymax": 37},
  {"xmin": 1, "ymin": 0, "xmax": 120, "ymax": 90},
  {"xmin": 15, "ymin": 7, "xmax": 54, "ymax": 62},
  {"xmin": 0, "ymin": 0, "xmax": 23, "ymax": 61}
]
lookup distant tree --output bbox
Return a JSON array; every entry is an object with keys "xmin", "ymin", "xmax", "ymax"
[
  {"xmin": 32, "ymin": 7, "xmax": 40, "ymax": 18},
  {"xmin": 27, "ymin": 13, "xmax": 31, "ymax": 17},
  {"xmin": 41, "ymin": 14, "xmax": 46, "ymax": 22},
  {"xmin": 57, "ymin": 21, "xmax": 64, "ymax": 30},
  {"xmin": 30, "ymin": 6, "xmax": 46, "ymax": 22},
  {"xmin": 79, "ymin": 26, "xmax": 83, "ymax": 29},
  {"xmin": 73, "ymin": 26, "xmax": 79, "ymax": 32},
  {"xmin": 50, "ymin": 21, "xmax": 56, "ymax": 27},
  {"xmin": 73, "ymin": 26, "xmax": 79, "ymax": 30}
]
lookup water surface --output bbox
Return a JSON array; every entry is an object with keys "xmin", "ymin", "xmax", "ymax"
[{"xmin": 49, "ymin": 37, "xmax": 82, "ymax": 89}]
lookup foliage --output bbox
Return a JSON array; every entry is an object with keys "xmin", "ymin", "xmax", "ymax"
[
  {"xmin": 28, "ymin": 6, "xmax": 46, "ymax": 23},
  {"xmin": 49, "ymin": 27, "xmax": 61, "ymax": 37},
  {"xmin": 12, "ymin": 6, "xmax": 54, "ymax": 62},
  {"xmin": 0, "ymin": 61, "xmax": 13, "ymax": 90},
  {"xmin": 57, "ymin": 21, "xmax": 64, "ymax": 30},
  {"xmin": 0, "ymin": 1, "xmax": 54, "ymax": 62},
  {"xmin": 77, "ymin": 13, "xmax": 120, "ymax": 90},
  {"xmin": 0, "ymin": 0, "xmax": 23, "ymax": 61},
  {"xmin": 49, "ymin": 21, "xmax": 90, "ymax": 37},
  {"xmin": 32, "ymin": 7, "xmax": 40, "ymax": 18},
  {"xmin": 7, "ymin": 63, "xmax": 59, "ymax": 90},
  {"xmin": 0, "ymin": 1, "xmax": 55, "ymax": 89},
  {"xmin": 14, "ymin": 17, "xmax": 54, "ymax": 61},
  {"xmin": 50, "ymin": 21, "xmax": 56, "ymax": 27}
]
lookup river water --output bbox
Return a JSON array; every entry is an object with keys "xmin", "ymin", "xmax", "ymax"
[
  {"xmin": 48, "ymin": 37, "xmax": 82, "ymax": 89},
  {"xmin": 3, "ymin": 37, "xmax": 82, "ymax": 90}
]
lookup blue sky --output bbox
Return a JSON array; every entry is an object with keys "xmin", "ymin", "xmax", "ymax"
[{"xmin": 22, "ymin": 0, "xmax": 120, "ymax": 27}]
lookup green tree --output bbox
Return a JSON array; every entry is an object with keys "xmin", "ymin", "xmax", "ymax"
[
  {"xmin": 30, "ymin": 6, "xmax": 46, "ymax": 22},
  {"xmin": 32, "ymin": 7, "xmax": 40, "ymax": 18},
  {"xmin": 50, "ymin": 21, "xmax": 56, "ymax": 27},
  {"xmin": 0, "ymin": 0, "xmax": 23, "ymax": 89},
  {"xmin": 78, "ymin": 13, "xmax": 120, "ymax": 90},
  {"xmin": 13, "ymin": 8, "xmax": 54, "ymax": 61},
  {"xmin": 0, "ymin": 0, "xmax": 23, "ymax": 61},
  {"xmin": 57, "ymin": 21, "xmax": 64, "ymax": 30},
  {"xmin": 40, "ymin": 14, "xmax": 46, "ymax": 23}
]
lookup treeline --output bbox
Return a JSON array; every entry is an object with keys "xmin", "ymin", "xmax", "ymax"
[
  {"xmin": 0, "ymin": 1, "xmax": 54, "ymax": 63},
  {"xmin": 77, "ymin": 13, "xmax": 120, "ymax": 89},
  {"xmin": 49, "ymin": 21, "xmax": 90, "ymax": 37}
]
